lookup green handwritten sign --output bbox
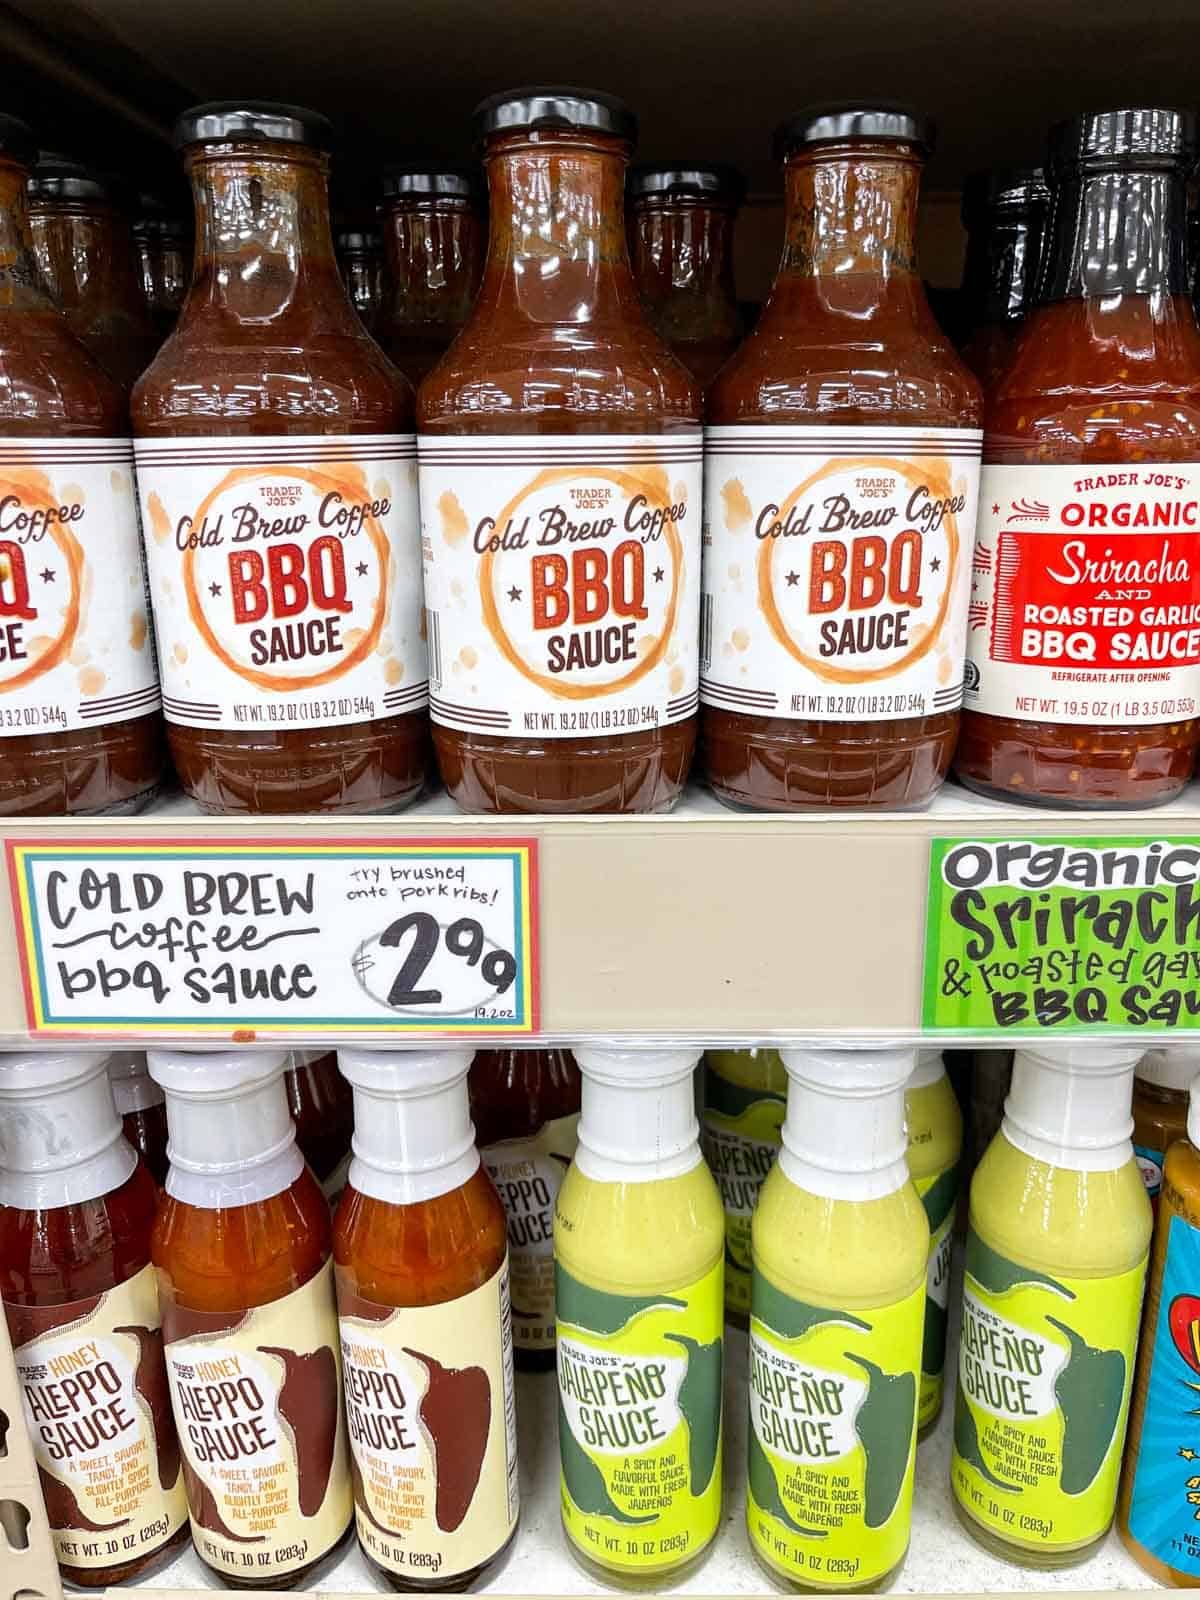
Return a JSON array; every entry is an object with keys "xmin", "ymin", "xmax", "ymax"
[{"xmin": 923, "ymin": 835, "xmax": 1200, "ymax": 1033}]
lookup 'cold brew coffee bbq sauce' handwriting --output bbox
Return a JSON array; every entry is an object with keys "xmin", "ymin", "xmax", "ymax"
[
  {"xmin": 133, "ymin": 101, "xmax": 429, "ymax": 815},
  {"xmin": 703, "ymin": 106, "xmax": 982, "ymax": 810}
]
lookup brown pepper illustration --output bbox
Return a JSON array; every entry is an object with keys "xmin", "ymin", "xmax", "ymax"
[
  {"xmin": 37, "ymin": 1463, "xmax": 127, "ymax": 1534},
  {"xmin": 180, "ymin": 1456, "xmax": 264, "ymax": 1545},
  {"xmin": 402, "ymin": 1347, "xmax": 490, "ymax": 1532},
  {"xmin": 113, "ymin": 1323, "xmax": 181, "ymax": 1492},
  {"xmin": 349, "ymin": 1453, "xmax": 393, "ymax": 1535},
  {"xmin": 259, "ymin": 1344, "xmax": 339, "ymax": 1517}
]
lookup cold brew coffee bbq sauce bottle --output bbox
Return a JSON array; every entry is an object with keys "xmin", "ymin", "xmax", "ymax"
[
  {"xmin": 0, "ymin": 1051, "xmax": 188, "ymax": 1585},
  {"xmin": 132, "ymin": 102, "xmax": 430, "ymax": 815},
  {"xmin": 0, "ymin": 115, "xmax": 164, "ymax": 816},
  {"xmin": 628, "ymin": 162, "xmax": 745, "ymax": 390},
  {"xmin": 377, "ymin": 167, "xmax": 485, "ymax": 385},
  {"xmin": 957, "ymin": 109, "xmax": 1200, "ymax": 807},
  {"xmin": 958, "ymin": 167, "xmax": 1050, "ymax": 389},
  {"xmin": 418, "ymin": 88, "xmax": 702, "ymax": 814},
  {"xmin": 334, "ymin": 1047, "xmax": 519, "ymax": 1591},
  {"xmin": 702, "ymin": 104, "xmax": 983, "ymax": 810},
  {"xmin": 148, "ymin": 1049, "xmax": 353, "ymax": 1589}
]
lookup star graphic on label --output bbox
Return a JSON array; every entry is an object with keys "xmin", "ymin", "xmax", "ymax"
[
  {"xmin": 39, "ymin": 568, "xmax": 54, "ymax": 583},
  {"xmin": 1181, "ymin": 1447, "xmax": 1198, "ymax": 1460},
  {"xmin": 930, "ymin": 556, "xmax": 941, "ymax": 573},
  {"xmin": 786, "ymin": 571, "xmax": 800, "ymax": 587},
  {"xmin": 356, "ymin": 562, "xmax": 369, "ymax": 577},
  {"xmin": 653, "ymin": 567, "xmax": 665, "ymax": 582},
  {"xmin": 991, "ymin": 503, "xmax": 1000, "ymax": 515},
  {"xmin": 508, "ymin": 585, "xmax": 522, "ymax": 601},
  {"xmin": 208, "ymin": 581, "xmax": 222, "ymax": 597}
]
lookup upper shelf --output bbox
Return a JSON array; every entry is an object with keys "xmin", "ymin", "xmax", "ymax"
[{"xmin": 0, "ymin": 779, "xmax": 1197, "ymax": 1046}]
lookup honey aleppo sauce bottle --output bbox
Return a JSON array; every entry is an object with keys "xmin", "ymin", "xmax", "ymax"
[
  {"xmin": 0, "ymin": 116, "xmax": 164, "ymax": 816},
  {"xmin": 468, "ymin": 1047, "xmax": 580, "ymax": 1370},
  {"xmin": 702, "ymin": 103, "xmax": 983, "ymax": 810},
  {"xmin": 147, "ymin": 1048, "xmax": 353, "ymax": 1588},
  {"xmin": 132, "ymin": 102, "xmax": 429, "ymax": 816},
  {"xmin": 285, "ymin": 1048, "xmax": 354, "ymax": 1204},
  {"xmin": 26, "ymin": 159, "xmax": 159, "ymax": 391},
  {"xmin": 334, "ymin": 1047, "xmax": 519, "ymax": 1590},
  {"xmin": 335, "ymin": 223, "xmax": 386, "ymax": 337},
  {"xmin": 418, "ymin": 87, "xmax": 702, "ymax": 814},
  {"xmin": 958, "ymin": 109, "xmax": 1200, "ymax": 808},
  {"xmin": 377, "ymin": 166, "xmax": 484, "ymax": 384},
  {"xmin": 107, "ymin": 1050, "xmax": 169, "ymax": 1188},
  {"xmin": 628, "ymin": 161, "xmax": 745, "ymax": 390},
  {"xmin": 958, "ymin": 167, "xmax": 1050, "ymax": 389},
  {"xmin": 0, "ymin": 1051, "xmax": 188, "ymax": 1585}
]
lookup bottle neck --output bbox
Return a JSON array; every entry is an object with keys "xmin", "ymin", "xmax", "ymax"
[
  {"xmin": 184, "ymin": 141, "xmax": 357, "ymax": 328},
  {"xmin": 631, "ymin": 202, "xmax": 737, "ymax": 310},
  {"xmin": 348, "ymin": 1074, "xmax": 478, "ymax": 1206},
  {"xmin": 382, "ymin": 200, "xmax": 482, "ymax": 316},
  {"xmin": 0, "ymin": 157, "xmax": 62, "ymax": 313},
  {"xmin": 475, "ymin": 130, "xmax": 642, "ymax": 326},
  {"xmin": 1003, "ymin": 1059, "xmax": 1135, "ymax": 1172},
  {"xmin": 0, "ymin": 1066, "xmax": 136, "ymax": 1210},
  {"xmin": 962, "ymin": 206, "xmax": 1046, "ymax": 326},
  {"xmin": 163, "ymin": 1072, "xmax": 302, "ymax": 1209},
  {"xmin": 1042, "ymin": 168, "xmax": 1189, "ymax": 303},
  {"xmin": 779, "ymin": 1079, "xmax": 909, "ymax": 1200},
  {"xmin": 576, "ymin": 1070, "xmax": 700, "ymax": 1182}
]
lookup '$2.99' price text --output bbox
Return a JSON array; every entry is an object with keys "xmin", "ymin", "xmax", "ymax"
[{"xmin": 353, "ymin": 912, "xmax": 520, "ymax": 1019}]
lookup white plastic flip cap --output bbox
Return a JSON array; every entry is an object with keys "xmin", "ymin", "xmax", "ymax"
[
  {"xmin": 0, "ymin": 1049, "xmax": 135, "ymax": 1207},
  {"xmin": 338, "ymin": 1046, "xmax": 478, "ymax": 1205},
  {"xmin": 1005, "ymin": 1043, "xmax": 1141, "ymax": 1169}
]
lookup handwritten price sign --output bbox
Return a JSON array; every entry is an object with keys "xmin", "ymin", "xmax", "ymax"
[{"xmin": 7, "ymin": 838, "xmax": 538, "ymax": 1037}]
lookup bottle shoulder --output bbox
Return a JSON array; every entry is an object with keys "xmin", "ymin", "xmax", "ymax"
[
  {"xmin": 554, "ymin": 1159, "xmax": 723, "ymax": 1294},
  {"xmin": 0, "ymin": 312, "xmax": 127, "ymax": 432}
]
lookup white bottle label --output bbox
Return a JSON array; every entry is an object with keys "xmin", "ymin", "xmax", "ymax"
[
  {"xmin": 0, "ymin": 437, "xmax": 158, "ymax": 733},
  {"xmin": 701, "ymin": 425, "xmax": 982, "ymax": 720},
  {"xmin": 965, "ymin": 463, "xmax": 1200, "ymax": 725},
  {"xmin": 133, "ymin": 434, "xmax": 427, "ymax": 731},
  {"xmin": 418, "ymin": 434, "xmax": 702, "ymax": 738}
]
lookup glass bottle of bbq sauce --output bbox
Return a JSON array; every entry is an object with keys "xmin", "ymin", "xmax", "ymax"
[
  {"xmin": 147, "ymin": 1048, "xmax": 353, "ymax": 1589},
  {"xmin": 26, "ymin": 158, "xmax": 159, "ymax": 391},
  {"xmin": 107, "ymin": 1050, "xmax": 169, "ymax": 1188},
  {"xmin": 627, "ymin": 161, "xmax": 745, "ymax": 390},
  {"xmin": 0, "ymin": 1050, "xmax": 188, "ymax": 1585},
  {"xmin": 132, "ymin": 194, "xmax": 191, "ymax": 344},
  {"xmin": 957, "ymin": 109, "xmax": 1200, "ymax": 807},
  {"xmin": 957, "ymin": 167, "xmax": 1050, "ymax": 389},
  {"xmin": 702, "ymin": 104, "xmax": 983, "ymax": 811},
  {"xmin": 333, "ymin": 1047, "xmax": 519, "ymax": 1591},
  {"xmin": 0, "ymin": 115, "xmax": 164, "ymax": 816},
  {"xmin": 1131, "ymin": 1046, "xmax": 1198, "ymax": 1210},
  {"xmin": 377, "ymin": 165, "xmax": 485, "ymax": 385},
  {"xmin": 468, "ymin": 1047, "xmax": 580, "ymax": 1371},
  {"xmin": 335, "ymin": 223, "xmax": 386, "ymax": 337},
  {"xmin": 418, "ymin": 88, "xmax": 702, "ymax": 814},
  {"xmin": 286, "ymin": 1048, "xmax": 355, "ymax": 1207},
  {"xmin": 132, "ymin": 102, "xmax": 430, "ymax": 816}
]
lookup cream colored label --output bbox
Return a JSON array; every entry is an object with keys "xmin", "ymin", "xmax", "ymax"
[
  {"xmin": 7, "ymin": 1263, "xmax": 187, "ymax": 1570},
  {"xmin": 418, "ymin": 434, "xmax": 702, "ymax": 737},
  {"xmin": 162, "ymin": 1259, "xmax": 351, "ymax": 1579},
  {"xmin": 483, "ymin": 1112, "xmax": 579, "ymax": 1353},
  {"xmin": 337, "ymin": 1259, "xmax": 519, "ymax": 1581},
  {"xmin": 0, "ymin": 437, "xmax": 158, "ymax": 733},
  {"xmin": 133, "ymin": 433, "xmax": 426, "ymax": 731},
  {"xmin": 702, "ymin": 425, "xmax": 981, "ymax": 721}
]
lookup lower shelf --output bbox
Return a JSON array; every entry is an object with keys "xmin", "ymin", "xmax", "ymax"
[{"xmin": 122, "ymin": 1314, "xmax": 1153, "ymax": 1597}]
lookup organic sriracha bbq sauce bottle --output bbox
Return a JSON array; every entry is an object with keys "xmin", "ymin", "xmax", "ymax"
[
  {"xmin": 957, "ymin": 109, "xmax": 1200, "ymax": 807},
  {"xmin": 334, "ymin": 1047, "xmax": 519, "ymax": 1589},
  {"xmin": 468, "ymin": 1047, "xmax": 580, "ymax": 1371},
  {"xmin": 0, "ymin": 1051, "xmax": 188, "ymax": 1585},
  {"xmin": 703, "ymin": 104, "xmax": 983, "ymax": 810},
  {"xmin": 148, "ymin": 1049, "xmax": 353, "ymax": 1588},
  {"xmin": 0, "ymin": 114, "xmax": 164, "ymax": 816},
  {"xmin": 132, "ymin": 102, "xmax": 430, "ymax": 815},
  {"xmin": 419, "ymin": 88, "xmax": 702, "ymax": 814},
  {"xmin": 627, "ymin": 161, "xmax": 745, "ymax": 390}
]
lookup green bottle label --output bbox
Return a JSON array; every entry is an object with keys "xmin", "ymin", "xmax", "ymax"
[
  {"xmin": 915, "ymin": 1161, "xmax": 959, "ymax": 1431},
  {"xmin": 555, "ymin": 1257, "xmax": 723, "ymax": 1575},
  {"xmin": 701, "ymin": 1069, "xmax": 785, "ymax": 1317},
  {"xmin": 952, "ymin": 1228, "xmax": 1147, "ymax": 1551},
  {"xmin": 747, "ymin": 1271, "xmax": 923, "ymax": 1588}
]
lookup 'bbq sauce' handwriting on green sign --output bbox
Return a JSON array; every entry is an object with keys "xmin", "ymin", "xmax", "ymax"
[{"xmin": 923, "ymin": 836, "xmax": 1200, "ymax": 1033}]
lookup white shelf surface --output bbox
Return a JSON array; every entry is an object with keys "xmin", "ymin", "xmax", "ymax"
[{"xmin": 123, "ymin": 1308, "xmax": 1153, "ymax": 1596}]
